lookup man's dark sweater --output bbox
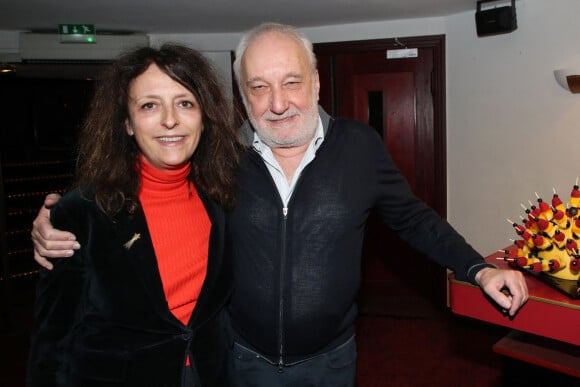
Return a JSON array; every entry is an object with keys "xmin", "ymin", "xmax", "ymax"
[{"xmin": 226, "ymin": 107, "xmax": 493, "ymax": 364}]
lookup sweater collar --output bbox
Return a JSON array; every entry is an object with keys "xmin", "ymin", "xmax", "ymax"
[{"xmin": 139, "ymin": 157, "xmax": 191, "ymax": 194}]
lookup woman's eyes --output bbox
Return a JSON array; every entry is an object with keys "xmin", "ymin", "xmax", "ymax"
[
  {"xmin": 178, "ymin": 100, "xmax": 195, "ymax": 108},
  {"xmin": 139, "ymin": 100, "xmax": 195, "ymax": 109}
]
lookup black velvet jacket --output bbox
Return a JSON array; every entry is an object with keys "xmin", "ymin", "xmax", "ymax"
[{"xmin": 26, "ymin": 190, "xmax": 231, "ymax": 387}]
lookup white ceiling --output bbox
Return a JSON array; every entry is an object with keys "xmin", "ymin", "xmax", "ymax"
[{"xmin": 0, "ymin": 0, "xmax": 478, "ymax": 34}]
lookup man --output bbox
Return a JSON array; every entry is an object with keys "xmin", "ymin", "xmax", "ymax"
[{"xmin": 32, "ymin": 22, "xmax": 528, "ymax": 387}]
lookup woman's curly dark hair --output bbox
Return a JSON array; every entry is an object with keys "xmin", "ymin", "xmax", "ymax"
[{"xmin": 74, "ymin": 44, "xmax": 241, "ymax": 216}]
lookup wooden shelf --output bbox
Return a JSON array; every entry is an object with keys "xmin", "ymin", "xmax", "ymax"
[{"xmin": 493, "ymin": 330, "xmax": 580, "ymax": 378}]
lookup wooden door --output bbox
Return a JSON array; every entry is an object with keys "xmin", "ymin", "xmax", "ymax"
[{"xmin": 315, "ymin": 36, "xmax": 448, "ymax": 311}]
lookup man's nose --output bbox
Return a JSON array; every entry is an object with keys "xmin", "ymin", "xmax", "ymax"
[{"xmin": 269, "ymin": 87, "xmax": 289, "ymax": 114}]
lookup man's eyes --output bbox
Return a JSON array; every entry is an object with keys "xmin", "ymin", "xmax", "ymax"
[
  {"xmin": 248, "ymin": 81, "xmax": 302, "ymax": 94},
  {"xmin": 285, "ymin": 81, "xmax": 301, "ymax": 88},
  {"xmin": 249, "ymin": 85, "xmax": 268, "ymax": 95}
]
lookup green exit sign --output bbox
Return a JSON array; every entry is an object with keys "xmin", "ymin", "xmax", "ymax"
[{"xmin": 58, "ymin": 24, "xmax": 96, "ymax": 43}]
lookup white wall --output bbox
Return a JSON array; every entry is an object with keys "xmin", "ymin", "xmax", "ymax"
[
  {"xmin": 445, "ymin": 0, "xmax": 580, "ymax": 256},
  {"xmin": 148, "ymin": 16, "xmax": 449, "ymax": 101},
  {"xmin": 2, "ymin": 0, "xmax": 579, "ymax": 256},
  {"xmin": 151, "ymin": 0, "xmax": 580, "ymax": 257}
]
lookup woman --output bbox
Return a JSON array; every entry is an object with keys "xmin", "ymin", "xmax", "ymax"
[{"xmin": 26, "ymin": 44, "xmax": 240, "ymax": 386}]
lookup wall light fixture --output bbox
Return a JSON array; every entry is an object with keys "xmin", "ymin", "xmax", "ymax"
[{"xmin": 554, "ymin": 68, "xmax": 580, "ymax": 94}]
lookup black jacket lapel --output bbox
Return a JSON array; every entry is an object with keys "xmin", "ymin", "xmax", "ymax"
[{"xmin": 113, "ymin": 207, "xmax": 179, "ymax": 324}]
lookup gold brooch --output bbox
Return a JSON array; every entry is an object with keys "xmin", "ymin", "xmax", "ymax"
[{"xmin": 124, "ymin": 233, "xmax": 141, "ymax": 249}]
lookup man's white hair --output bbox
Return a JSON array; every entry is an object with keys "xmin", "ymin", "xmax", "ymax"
[{"xmin": 232, "ymin": 22, "xmax": 318, "ymax": 102}]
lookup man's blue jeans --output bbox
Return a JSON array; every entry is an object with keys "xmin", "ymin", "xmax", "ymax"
[{"xmin": 228, "ymin": 335, "xmax": 357, "ymax": 387}]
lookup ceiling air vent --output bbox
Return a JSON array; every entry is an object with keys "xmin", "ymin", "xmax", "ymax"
[{"xmin": 19, "ymin": 32, "xmax": 149, "ymax": 61}]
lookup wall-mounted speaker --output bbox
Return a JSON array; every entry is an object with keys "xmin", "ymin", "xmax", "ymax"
[{"xmin": 475, "ymin": 0, "xmax": 517, "ymax": 37}]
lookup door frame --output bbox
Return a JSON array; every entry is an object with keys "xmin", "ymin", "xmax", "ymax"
[{"xmin": 314, "ymin": 35, "xmax": 447, "ymax": 217}]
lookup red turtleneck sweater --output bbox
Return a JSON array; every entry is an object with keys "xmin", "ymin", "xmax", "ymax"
[{"xmin": 139, "ymin": 160, "xmax": 211, "ymax": 327}]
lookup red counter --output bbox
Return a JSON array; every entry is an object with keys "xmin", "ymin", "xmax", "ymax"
[
  {"xmin": 448, "ymin": 248, "xmax": 580, "ymax": 377},
  {"xmin": 448, "ymin": 248, "xmax": 580, "ymax": 346}
]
